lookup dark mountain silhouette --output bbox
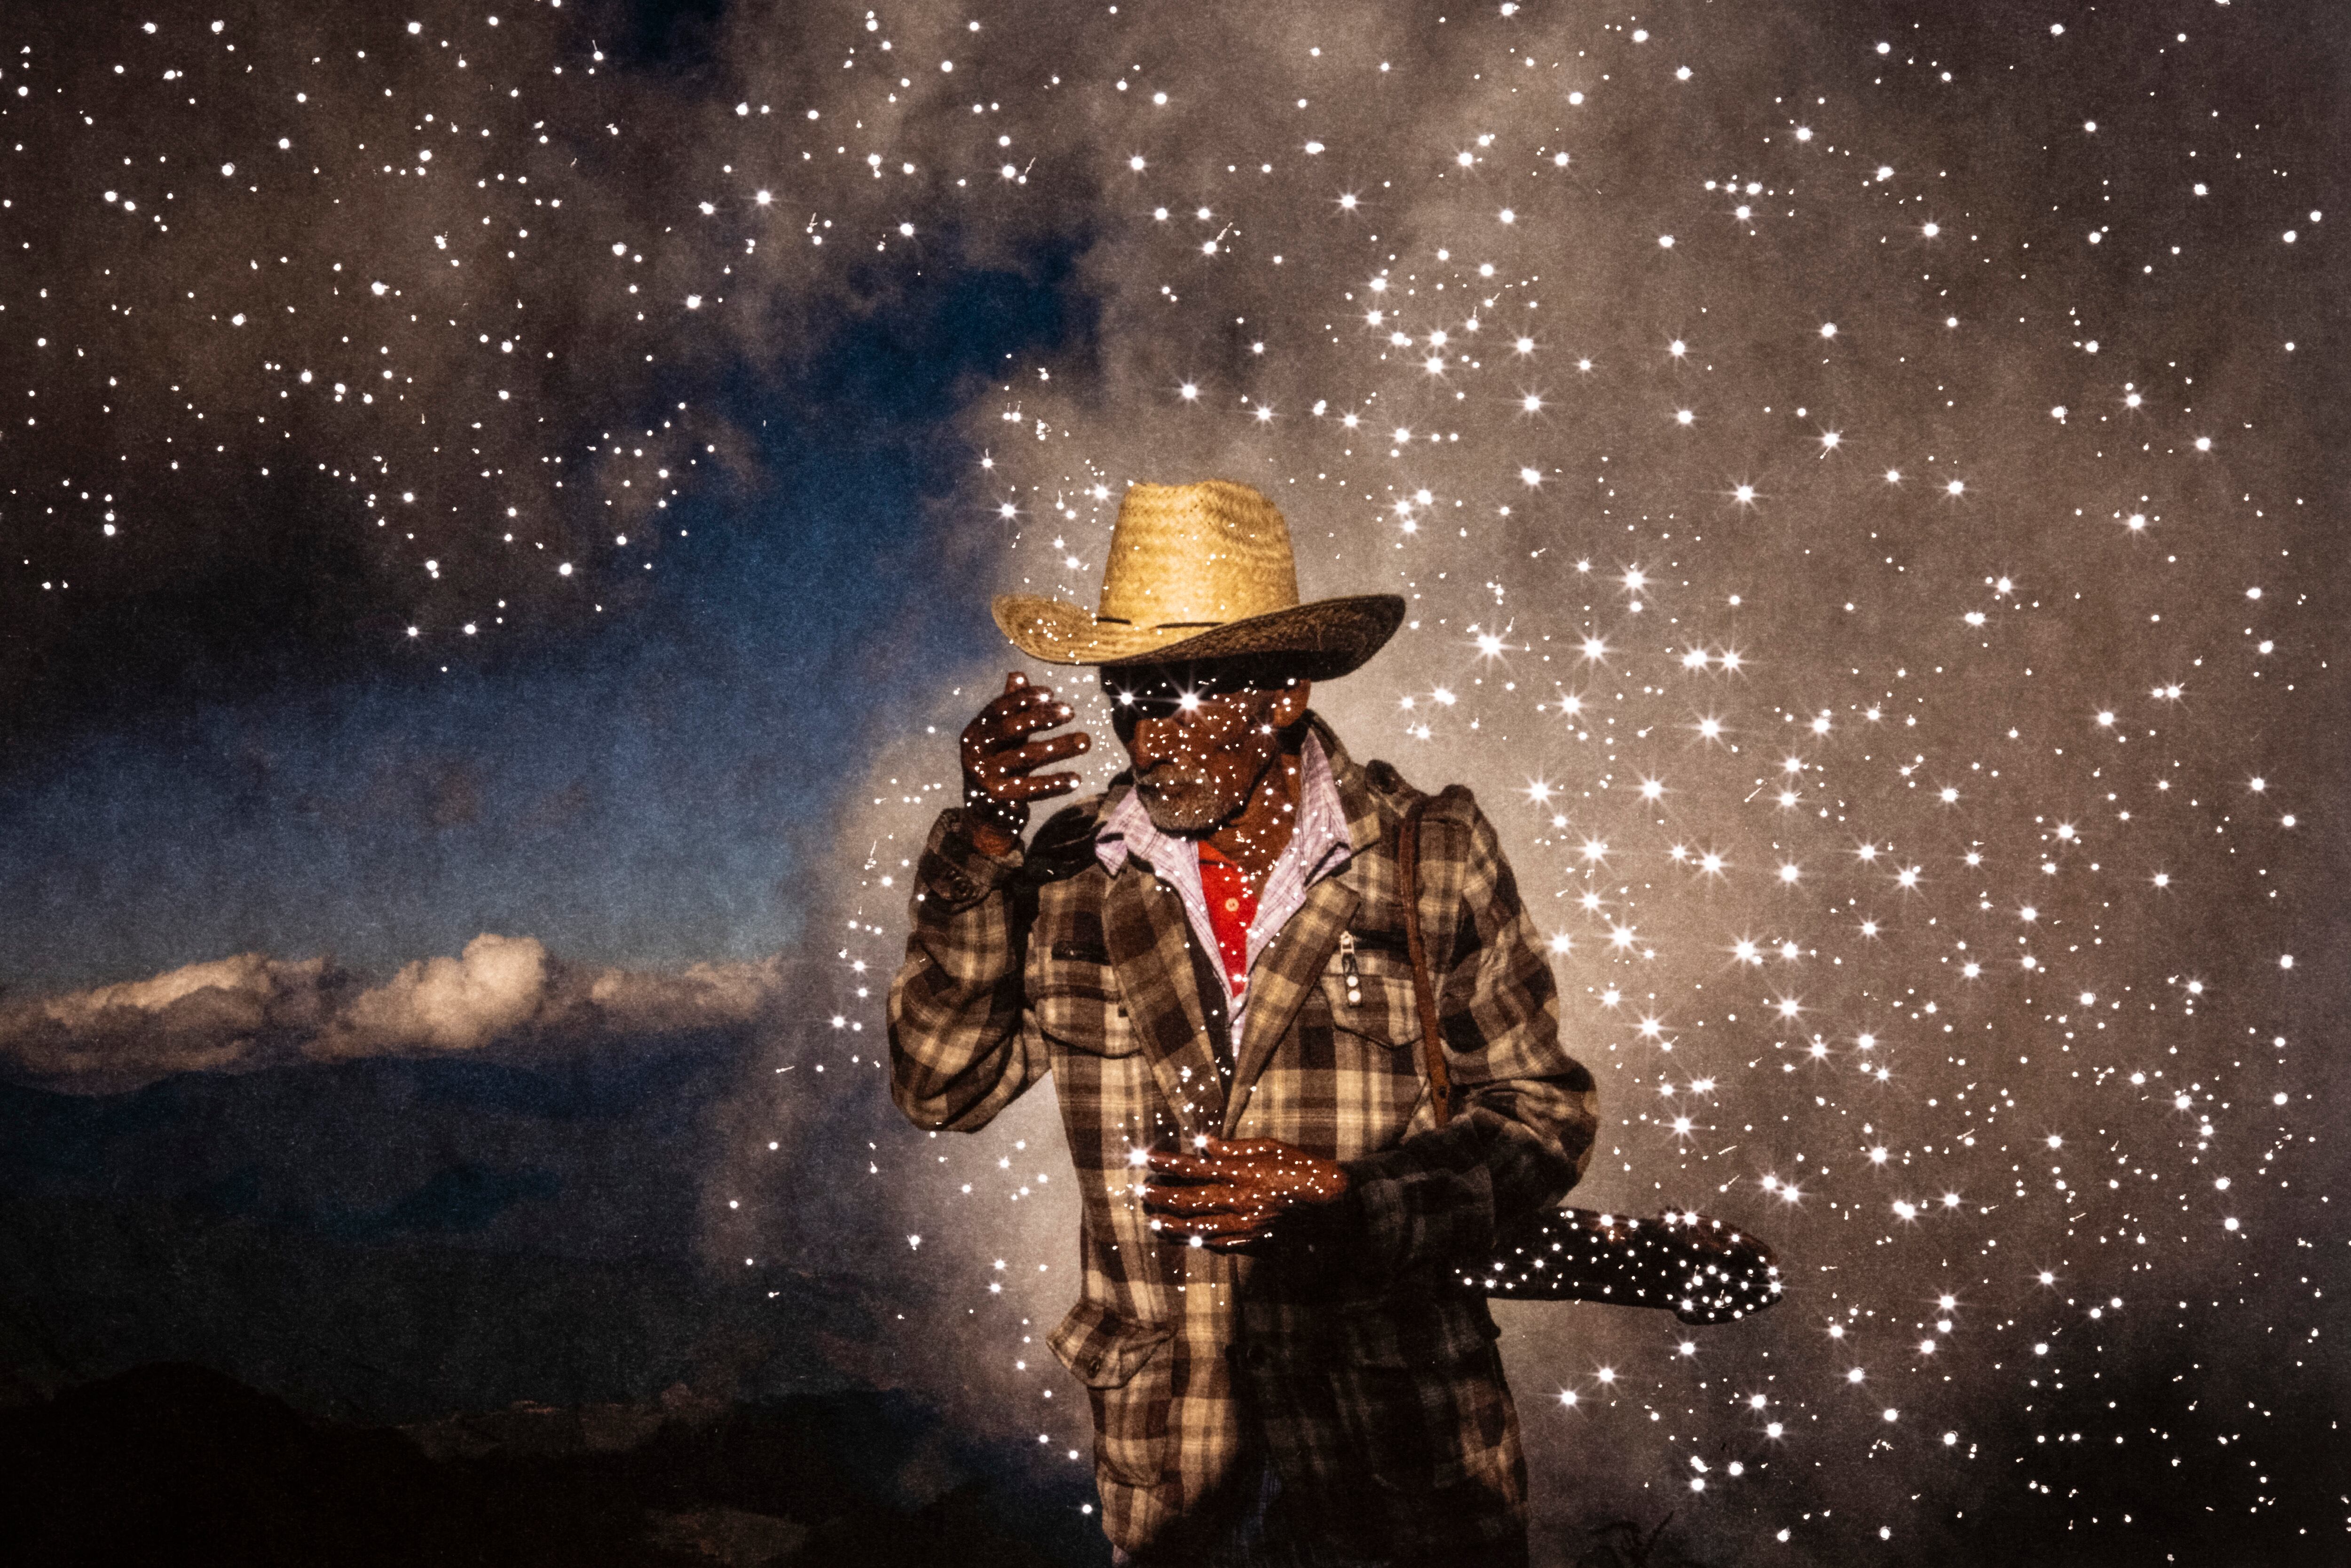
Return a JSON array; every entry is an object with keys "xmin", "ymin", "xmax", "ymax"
[{"xmin": 0, "ymin": 1361, "xmax": 1094, "ymax": 1567}]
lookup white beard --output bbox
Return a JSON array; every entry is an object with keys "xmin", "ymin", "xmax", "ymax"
[{"xmin": 1136, "ymin": 771, "xmax": 1237, "ymax": 833}]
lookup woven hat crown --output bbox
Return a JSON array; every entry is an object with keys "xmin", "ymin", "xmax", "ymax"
[
  {"xmin": 1096, "ymin": 480, "xmax": 1300, "ymax": 630},
  {"xmin": 990, "ymin": 477, "xmax": 1402, "ymax": 670}
]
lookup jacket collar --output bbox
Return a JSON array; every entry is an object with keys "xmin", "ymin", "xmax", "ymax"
[
  {"xmin": 1222, "ymin": 716, "xmax": 1403, "ymax": 1135},
  {"xmin": 1314, "ymin": 714, "xmax": 1394, "ymax": 862}
]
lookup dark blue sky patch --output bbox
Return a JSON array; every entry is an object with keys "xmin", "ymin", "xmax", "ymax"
[{"xmin": 0, "ymin": 244, "xmax": 1086, "ymax": 987}]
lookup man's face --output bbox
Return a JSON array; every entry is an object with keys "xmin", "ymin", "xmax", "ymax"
[{"xmin": 1103, "ymin": 661, "xmax": 1310, "ymax": 834}]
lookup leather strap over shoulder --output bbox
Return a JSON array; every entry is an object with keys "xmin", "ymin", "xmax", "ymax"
[{"xmin": 1398, "ymin": 785, "xmax": 1475, "ymax": 1128}]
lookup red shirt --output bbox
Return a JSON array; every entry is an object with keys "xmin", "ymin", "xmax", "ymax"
[{"xmin": 1197, "ymin": 841, "xmax": 1257, "ymax": 999}]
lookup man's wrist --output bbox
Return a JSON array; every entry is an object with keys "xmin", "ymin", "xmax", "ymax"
[
  {"xmin": 914, "ymin": 804, "xmax": 1027, "ymax": 910},
  {"xmin": 968, "ymin": 818, "xmax": 1021, "ymax": 858},
  {"xmin": 962, "ymin": 780, "xmax": 1029, "ymax": 846},
  {"xmin": 1300, "ymin": 1157, "xmax": 1351, "ymax": 1205}
]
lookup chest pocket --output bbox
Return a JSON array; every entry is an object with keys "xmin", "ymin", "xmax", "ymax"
[
  {"xmin": 1321, "ymin": 951, "xmax": 1422, "ymax": 1051},
  {"xmin": 1031, "ymin": 958, "xmax": 1144, "ymax": 1058}
]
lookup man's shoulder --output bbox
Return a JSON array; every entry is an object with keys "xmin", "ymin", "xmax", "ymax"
[
  {"xmin": 1328, "ymin": 738, "xmax": 1476, "ymax": 833},
  {"xmin": 1329, "ymin": 738, "xmax": 1499, "ymax": 881},
  {"xmin": 1355, "ymin": 755, "xmax": 1424, "ymax": 810}
]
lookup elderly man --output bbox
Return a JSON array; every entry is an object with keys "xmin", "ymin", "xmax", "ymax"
[{"xmin": 888, "ymin": 480, "xmax": 1598, "ymax": 1567}]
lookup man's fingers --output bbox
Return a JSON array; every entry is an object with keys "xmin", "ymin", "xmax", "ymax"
[
  {"xmin": 991, "ymin": 732, "xmax": 1091, "ymax": 772},
  {"xmin": 973, "ymin": 682, "xmax": 1059, "ymax": 724},
  {"xmin": 964, "ymin": 701, "xmax": 1078, "ymax": 769},
  {"xmin": 1144, "ymin": 1184, "xmax": 1253, "ymax": 1216},
  {"xmin": 996, "ymin": 772, "xmax": 1081, "ymax": 801},
  {"xmin": 1160, "ymin": 1216, "xmax": 1279, "ymax": 1251},
  {"xmin": 993, "ymin": 697, "xmax": 1073, "ymax": 736},
  {"xmin": 1144, "ymin": 1151, "xmax": 1231, "ymax": 1182},
  {"xmin": 963, "ymin": 721, "xmax": 1090, "ymax": 806},
  {"xmin": 969, "ymin": 697, "xmax": 1069, "ymax": 752},
  {"xmin": 1198, "ymin": 1138, "xmax": 1289, "ymax": 1160},
  {"xmin": 1147, "ymin": 1176, "xmax": 1253, "ymax": 1201},
  {"xmin": 1152, "ymin": 1206, "xmax": 1275, "ymax": 1235},
  {"xmin": 1184, "ymin": 1215, "xmax": 1274, "ymax": 1237},
  {"xmin": 1147, "ymin": 1141, "xmax": 1288, "ymax": 1174}
]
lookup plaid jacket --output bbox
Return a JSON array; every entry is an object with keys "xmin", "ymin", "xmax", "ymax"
[{"xmin": 887, "ymin": 717, "xmax": 1599, "ymax": 1558}]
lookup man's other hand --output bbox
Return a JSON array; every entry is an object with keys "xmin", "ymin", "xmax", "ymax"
[
  {"xmin": 1144, "ymin": 1137, "xmax": 1351, "ymax": 1252},
  {"xmin": 960, "ymin": 671, "xmax": 1091, "ymax": 854}
]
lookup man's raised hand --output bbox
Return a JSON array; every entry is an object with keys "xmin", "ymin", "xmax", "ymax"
[{"xmin": 960, "ymin": 670, "xmax": 1092, "ymax": 852}]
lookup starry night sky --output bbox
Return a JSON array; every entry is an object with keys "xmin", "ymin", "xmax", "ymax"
[{"xmin": 1, "ymin": 2, "xmax": 2346, "ymax": 1563}]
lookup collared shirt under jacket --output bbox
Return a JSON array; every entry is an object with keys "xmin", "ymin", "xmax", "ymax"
[
  {"xmin": 886, "ymin": 716, "xmax": 1600, "ymax": 1560},
  {"xmin": 1093, "ymin": 727, "xmax": 1352, "ymax": 1046}
]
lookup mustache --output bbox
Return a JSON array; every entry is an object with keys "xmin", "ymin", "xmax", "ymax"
[{"xmin": 1134, "ymin": 761, "xmax": 1209, "ymax": 791}]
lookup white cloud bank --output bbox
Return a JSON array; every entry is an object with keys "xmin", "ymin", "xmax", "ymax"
[{"xmin": 1, "ymin": 935, "xmax": 793, "ymax": 1092}]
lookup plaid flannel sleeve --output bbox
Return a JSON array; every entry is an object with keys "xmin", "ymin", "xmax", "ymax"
[
  {"xmin": 886, "ymin": 806, "xmax": 1050, "ymax": 1133},
  {"xmin": 1335, "ymin": 799, "xmax": 1600, "ymax": 1280}
]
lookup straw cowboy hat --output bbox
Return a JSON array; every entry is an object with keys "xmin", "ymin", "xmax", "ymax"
[{"xmin": 991, "ymin": 479, "xmax": 1404, "ymax": 675}]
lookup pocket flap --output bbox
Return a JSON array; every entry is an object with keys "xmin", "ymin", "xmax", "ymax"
[
  {"xmin": 1050, "ymin": 1298, "xmax": 1174, "ymax": 1388},
  {"xmin": 1324, "ymin": 965, "xmax": 1420, "ymax": 1050},
  {"xmin": 1032, "ymin": 964, "xmax": 1142, "ymax": 1057}
]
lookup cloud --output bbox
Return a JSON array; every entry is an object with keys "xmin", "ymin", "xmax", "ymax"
[
  {"xmin": 582, "ymin": 958, "xmax": 791, "ymax": 1037},
  {"xmin": 317, "ymin": 933, "xmax": 552, "ymax": 1058},
  {"xmin": 2, "ymin": 951, "xmax": 351, "ymax": 1087},
  {"xmin": 0, "ymin": 934, "xmax": 793, "ymax": 1092}
]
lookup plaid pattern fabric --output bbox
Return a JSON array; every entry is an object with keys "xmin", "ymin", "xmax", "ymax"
[
  {"xmin": 1094, "ymin": 730, "xmax": 1352, "ymax": 1048},
  {"xmin": 888, "ymin": 717, "xmax": 1599, "ymax": 1559}
]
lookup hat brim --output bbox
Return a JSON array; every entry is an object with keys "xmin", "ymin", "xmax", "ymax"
[{"xmin": 992, "ymin": 593, "xmax": 1405, "ymax": 677}]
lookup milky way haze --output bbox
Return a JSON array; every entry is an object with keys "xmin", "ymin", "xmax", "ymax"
[
  {"xmin": 4, "ymin": 1, "xmax": 2346, "ymax": 1563},
  {"xmin": 1, "ymin": 0, "xmax": 1074, "ymax": 733}
]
